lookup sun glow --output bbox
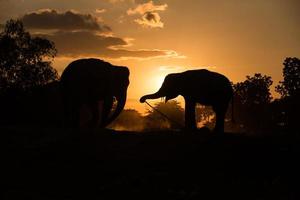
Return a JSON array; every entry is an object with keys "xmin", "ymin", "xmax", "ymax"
[{"xmin": 152, "ymin": 75, "xmax": 165, "ymax": 92}]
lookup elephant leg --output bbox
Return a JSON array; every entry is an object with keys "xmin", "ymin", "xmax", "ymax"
[
  {"xmin": 79, "ymin": 103, "xmax": 93, "ymax": 129},
  {"xmin": 65, "ymin": 102, "xmax": 80, "ymax": 128},
  {"xmin": 185, "ymin": 99, "xmax": 196, "ymax": 130},
  {"xmin": 78, "ymin": 101, "xmax": 104, "ymax": 129},
  {"xmin": 62, "ymin": 94, "xmax": 79, "ymax": 128},
  {"xmin": 213, "ymin": 105, "xmax": 226, "ymax": 133},
  {"xmin": 90, "ymin": 101, "xmax": 104, "ymax": 128},
  {"xmin": 101, "ymin": 97, "xmax": 113, "ymax": 127},
  {"xmin": 72, "ymin": 104, "xmax": 83, "ymax": 129}
]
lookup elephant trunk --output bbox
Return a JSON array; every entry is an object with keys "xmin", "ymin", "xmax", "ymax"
[
  {"xmin": 140, "ymin": 91, "xmax": 164, "ymax": 103},
  {"xmin": 103, "ymin": 93, "xmax": 127, "ymax": 126}
]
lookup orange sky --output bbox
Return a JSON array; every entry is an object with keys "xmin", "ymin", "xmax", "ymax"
[{"xmin": 1, "ymin": 0, "xmax": 299, "ymax": 113}]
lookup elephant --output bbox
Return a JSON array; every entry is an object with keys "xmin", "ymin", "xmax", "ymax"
[
  {"xmin": 140, "ymin": 69, "xmax": 233, "ymax": 133},
  {"xmin": 60, "ymin": 58, "xmax": 130, "ymax": 129}
]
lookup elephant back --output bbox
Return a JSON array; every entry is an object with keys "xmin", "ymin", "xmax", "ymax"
[{"xmin": 181, "ymin": 69, "xmax": 233, "ymax": 104}]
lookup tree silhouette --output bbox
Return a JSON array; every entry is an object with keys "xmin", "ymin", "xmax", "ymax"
[
  {"xmin": 0, "ymin": 19, "xmax": 58, "ymax": 92},
  {"xmin": 195, "ymin": 105, "xmax": 215, "ymax": 128},
  {"xmin": 109, "ymin": 109, "xmax": 145, "ymax": 131},
  {"xmin": 234, "ymin": 73, "xmax": 273, "ymax": 106},
  {"xmin": 275, "ymin": 57, "xmax": 300, "ymax": 133},
  {"xmin": 233, "ymin": 74, "xmax": 273, "ymax": 132},
  {"xmin": 276, "ymin": 57, "xmax": 300, "ymax": 98},
  {"xmin": 145, "ymin": 100, "xmax": 184, "ymax": 130}
]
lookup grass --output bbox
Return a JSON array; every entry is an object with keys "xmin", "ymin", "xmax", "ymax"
[{"xmin": 3, "ymin": 127, "xmax": 300, "ymax": 199}]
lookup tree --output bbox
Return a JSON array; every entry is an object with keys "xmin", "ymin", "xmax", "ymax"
[
  {"xmin": 0, "ymin": 19, "xmax": 58, "ymax": 92},
  {"xmin": 108, "ymin": 109, "xmax": 145, "ymax": 131},
  {"xmin": 234, "ymin": 73, "xmax": 273, "ymax": 106},
  {"xmin": 233, "ymin": 73, "xmax": 273, "ymax": 132},
  {"xmin": 195, "ymin": 104, "xmax": 215, "ymax": 129},
  {"xmin": 276, "ymin": 57, "xmax": 300, "ymax": 98},
  {"xmin": 144, "ymin": 100, "xmax": 184, "ymax": 130},
  {"xmin": 275, "ymin": 57, "xmax": 300, "ymax": 133}
]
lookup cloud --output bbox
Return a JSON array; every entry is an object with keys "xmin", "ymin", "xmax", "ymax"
[
  {"xmin": 95, "ymin": 9, "xmax": 106, "ymax": 14},
  {"xmin": 38, "ymin": 31, "xmax": 181, "ymax": 59},
  {"xmin": 127, "ymin": 1, "xmax": 167, "ymax": 15},
  {"xmin": 107, "ymin": 0, "xmax": 135, "ymax": 3},
  {"xmin": 21, "ymin": 9, "xmax": 111, "ymax": 32},
  {"xmin": 159, "ymin": 66, "xmax": 186, "ymax": 72},
  {"xmin": 127, "ymin": 1, "xmax": 167, "ymax": 28},
  {"xmin": 108, "ymin": 0, "xmax": 125, "ymax": 3},
  {"xmin": 135, "ymin": 12, "xmax": 164, "ymax": 28},
  {"xmin": 18, "ymin": 8, "xmax": 182, "ymax": 60}
]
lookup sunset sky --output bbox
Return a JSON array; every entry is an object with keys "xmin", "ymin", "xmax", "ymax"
[{"xmin": 1, "ymin": 0, "xmax": 299, "ymax": 113}]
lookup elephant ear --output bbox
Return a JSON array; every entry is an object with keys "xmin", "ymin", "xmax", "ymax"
[{"xmin": 158, "ymin": 73, "xmax": 182, "ymax": 95}]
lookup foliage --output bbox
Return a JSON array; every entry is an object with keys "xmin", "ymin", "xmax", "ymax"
[
  {"xmin": 274, "ymin": 57, "xmax": 300, "ymax": 132},
  {"xmin": 195, "ymin": 104, "xmax": 215, "ymax": 129},
  {"xmin": 232, "ymin": 73, "xmax": 273, "ymax": 132},
  {"xmin": 276, "ymin": 57, "xmax": 300, "ymax": 98},
  {"xmin": 109, "ymin": 109, "xmax": 145, "ymax": 131},
  {"xmin": 0, "ymin": 19, "xmax": 58, "ymax": 92},
  {"xmin": 144, "ymin": 100, "xmax": 184, "ymax": 130},
  {"xmin": 233, "ymin": 73, "xmax": 273, "ymax": 106}
]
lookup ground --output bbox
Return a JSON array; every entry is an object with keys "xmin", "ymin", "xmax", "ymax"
[{"xmin": 2, "ymin": 128, "xmax": 300, "ymax": 199}]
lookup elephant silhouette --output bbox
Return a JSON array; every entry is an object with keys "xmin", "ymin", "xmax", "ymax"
[
  {"xmin": 140, "ymin": 69, "xmax": 233, "ymax": 133},
  {"xmin": 60, "ymin": 58, "xmax": 130, "ymax": 129}
]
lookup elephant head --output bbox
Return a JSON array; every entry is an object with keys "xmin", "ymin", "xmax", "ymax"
[
  {"xmin": 60, "ymin": 58, "xmax": 130, "ymax": 129},
  {"xmin": 140, "ymin": 73, "xmax": 181, "ymax": 103}
]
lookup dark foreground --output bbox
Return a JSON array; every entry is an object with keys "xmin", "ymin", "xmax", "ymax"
[{"xmin": 2, "ymin": 128, "xmax": 300, "ymax": 199}]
